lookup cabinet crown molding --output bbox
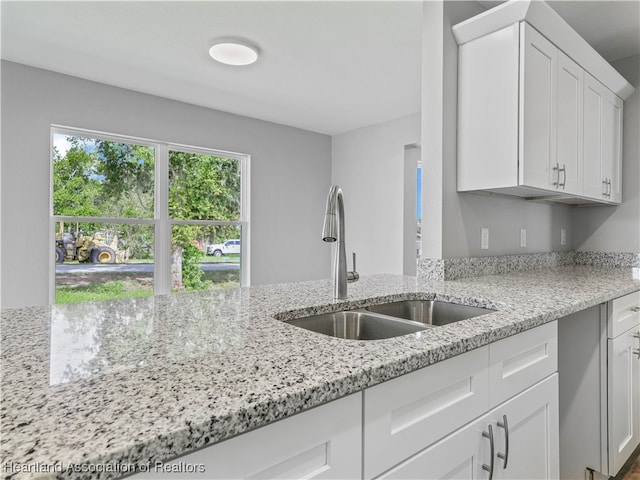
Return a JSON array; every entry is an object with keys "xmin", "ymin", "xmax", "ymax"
[{"xmin": 452, "ymin": 0, "xmax": 635, "ymax": 99}]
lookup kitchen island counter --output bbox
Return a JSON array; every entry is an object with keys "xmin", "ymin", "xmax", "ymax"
[{"xmin": 2, "ymin": 266, "xmax": 639, "ymax": 479}]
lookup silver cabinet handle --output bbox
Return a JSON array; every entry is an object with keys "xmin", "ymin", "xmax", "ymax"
[
  {"xmin": 553, "ymin": 163, "xmax": 561, "ymax": 188},
  {"xmin": 602, "ymin": 179, "xmax": 608, "ymax": 197},
  {"xmin": 482, "ymin": 425, "xmax": 495, "ymax": 480},
  {"xmin": 630, "ymin": 306, "xmax": 640, "ymax": 313},
  {"xmin": 633, "ymin": 349, "xmax": 640, "ymax": 360},
  {"xmin": 608, "ymin": 179, "xmax": 612, "ymax": 197},
  {"xmin": 559, "ymin": 164, "xmax": 566, "ymax": 189},
  {"xmin": 497, "ymin": 415, "xmax": 509, "ymax": 469}
]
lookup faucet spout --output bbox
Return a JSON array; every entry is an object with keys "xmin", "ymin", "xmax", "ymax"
[{"xmin": 322, "ymin": 185, "xmax": 358, "ymax": 299}]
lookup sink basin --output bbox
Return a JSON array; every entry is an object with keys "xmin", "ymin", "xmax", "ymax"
[
  {"xmin": 365, "ymin": 300, "xmax": 495, "ymax": 326},
  {"xmin": 285, "ymin": 310, "xmax": 429, "ymax": 340}
]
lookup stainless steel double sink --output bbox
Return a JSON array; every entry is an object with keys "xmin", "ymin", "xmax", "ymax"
[{"xmin": 284, "ymin": 300, "xmax": 495, "ymax": 340}]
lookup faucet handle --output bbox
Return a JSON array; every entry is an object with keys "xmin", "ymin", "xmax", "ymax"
[{"xmin": 348, "ymin": 252, "xmax": 359, "ymax": 283}]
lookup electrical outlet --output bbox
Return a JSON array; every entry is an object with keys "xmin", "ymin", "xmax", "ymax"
[
  {"xmin": 520, "ymin": 228, "xmax": 527, "ymax": 248},
  {"xmin": 481, "ymin": 228, "xmax": 489, "ymax": 250},
  {"xmin": 561, "ymin": 229, "xmax": 567, "ymax": 246}
]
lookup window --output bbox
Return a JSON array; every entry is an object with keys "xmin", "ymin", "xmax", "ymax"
[{"xmin": 51, "ymin": 127, "xmax": 249, "ymax": 304}]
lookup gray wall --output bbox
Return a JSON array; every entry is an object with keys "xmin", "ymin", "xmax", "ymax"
[
  {"xmin": 438, "ymin": 1, "xmax": 574, "ymax": 258},
  {"xmin": 1, "ymin": 61, "xmax": 331, "ymax": 309},
  {"xmin": 331, "ymin": 113, "xmax": 420, "ymax": 276},
  {"xmin": 573, "ymin": 55, "xmax": 640, "ymax": 253}
]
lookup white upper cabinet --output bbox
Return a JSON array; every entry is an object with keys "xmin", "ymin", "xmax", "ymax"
[
  {"xmin": 519, "ymin": 24, "xmax": 558, "ymax": 192},
  {"xmin": 602, "ymin": 85, "xmax": 624, "ymax": 204},
  {"xmin": 556, "ymin": 52, "xmax": 584, "ymax": 196},
  {"xmin": 584, "ymin": 73, "xmax": 624, "ymax": 203},
  {"xmin": 454, "ymin": 0, "xmax": 633, "ymax": 206}
]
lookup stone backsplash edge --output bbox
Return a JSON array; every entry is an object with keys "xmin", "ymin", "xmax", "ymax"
[{"xmin": 418, "ymin": 251, "xmax": 640, "ymax": 280}]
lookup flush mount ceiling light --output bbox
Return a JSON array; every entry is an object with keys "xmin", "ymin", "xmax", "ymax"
[{"xmin": 208, "ymin": 39, "xmax": 259, "ymax": 66}]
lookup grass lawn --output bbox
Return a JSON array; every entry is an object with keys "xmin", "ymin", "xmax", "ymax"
[
  {"xmin": 55, "ymin": 280, "xmax": 153, "ymax": 304},
  {"xmin": 55, "ymin": 268, "xmax": 240, "ymax": 304}
]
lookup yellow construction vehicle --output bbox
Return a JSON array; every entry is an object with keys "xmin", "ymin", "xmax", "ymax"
[{"xmin": 55, "ymin": 225, "xmax": 121, "ymax": 264}]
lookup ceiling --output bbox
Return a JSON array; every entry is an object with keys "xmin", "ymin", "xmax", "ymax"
[
  {"xmin": 2, "ymin": 1, "xmax": 639, "ymax": 136},
  {"xmin": 478, "ymin": 0, "xmax": 640, "ymax": 62}
]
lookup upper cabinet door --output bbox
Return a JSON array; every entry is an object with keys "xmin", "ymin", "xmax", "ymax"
[
  {"xmin": 602, "ymin": 90, "xmax": 623, "ymax": 204},
  {"xmin": 583, "ymin": 73, "xmax": 624, "ymax": 204},
  {"xmin": 583, "ymin": 74, "xmax": 605, "ymax": 199},
  {"xmin": 519, "ymin": 24, "xmax": 558, "ymax": 191},
  {"xmin": 556, "ymin": 52, "xmax": 584, "ymax": 196}
]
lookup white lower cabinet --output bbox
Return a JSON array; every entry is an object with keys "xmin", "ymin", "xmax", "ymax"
[
  {"xmin": 558, "ymin": 292, "xmax": 640, "ymax": 478},
  {"xmin": 490, "ymin": 375, "xmax": 559, "ymax": 480},
  {"xmin": 376, "ymin": 412, "xmax": 489, "ymax": 479},
  {"xmin": 603, "ymin": 293, "xmax": 640, "ymax": 477},
  {"xmin": 363, "ymin": 346, "xmax": 490, "ymax": 478},
  {"xmin": 608, "ymin": 324, "xmax": 640, "ymax": 474},
  {"xmin": 365, "ymin": 322, "xmax": 558, "ymax": 480},
  {"xmin": 132, "ymin": 393, "xmax": 362, "ymax": 480},
  {"xmin": 378, "ymin": 375, "xmax": 559, "ymax": 480}
]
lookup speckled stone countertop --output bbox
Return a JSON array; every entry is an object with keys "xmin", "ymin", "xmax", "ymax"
[{"xmin": 2, "ymin": 266, "xmax": 639, "ymax": 479}]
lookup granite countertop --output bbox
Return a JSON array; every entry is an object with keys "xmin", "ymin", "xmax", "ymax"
[{"xmin": 2, "ymin": 266, "xmax": 639, "ymax": 479}]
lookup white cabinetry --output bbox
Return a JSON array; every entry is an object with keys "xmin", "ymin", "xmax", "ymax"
[
  {"xmin": 363, "ymin": 346, "xmax": 490, "ymax": 479},
  {"xmin": 458, "ymin": 22, "xmax": 588, "ymax": 199},
  {"xmin": 519, "ymin": 25, "xmax": 584, "ymax": 197},
  {"xmin": 556, "ymin": 52, "xmax": 584, "ymax": 196},
  {"xmin": 490, "ymin": 376, "xmax": 559, "ymax": 480},
  {"xmin": 365, "ymin": 321, "xmax": 558, "ymax": 479},
  {"xmin": 584, "ymin": 73, "xmax": 624, "ymax": 203},
  {"xmin": 558, "ymin": 292, "xmax": 640, "ymax": 478},
  {"xmin": 608, "ymin": 293, "xmax": 640, "ymax": 474},
  {"xmin": 519, "ymin": 23, "xmax": 558, "ymax": 192},
  {"xmin": 133, "ymin": 393, "xmax": 362, "ymax": 480},
  {"xmin": 454, "ymin": 1, "xmax": 633, "ymax": 205},
  {"xmin": 378, "ymin": 375, "xmax": 559, "ymax": 480}
]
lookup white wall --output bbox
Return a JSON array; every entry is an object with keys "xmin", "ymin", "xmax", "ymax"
[
  {"xmin": 1, "ymin": 61, "xmax": 331, "ymax": 309},
  {"xmin": 421, "ymin": 0, "xmax": 445, "ymax": 260},
  {"xmin": 331, "ymin": 113, "xmax": 420, "ymax": 276},
  {"xmin": 573, "ymin": 55, "xmax": 640, "ymax": 253},
  {"xmin": 422, "ymin": 1, "xmax": 576, "ymax": 259}
]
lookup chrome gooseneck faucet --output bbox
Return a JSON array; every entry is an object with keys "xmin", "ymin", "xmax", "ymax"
[{"xmin": 322, "ymin": 185, "xmax": 358, "ymax": 299}]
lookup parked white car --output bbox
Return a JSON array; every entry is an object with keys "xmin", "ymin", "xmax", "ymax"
[{"xmin": 206, "ymin": 239, "xmax": 241, "ymax": 256}]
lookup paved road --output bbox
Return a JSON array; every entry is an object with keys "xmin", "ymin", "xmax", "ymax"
[{"xmin": 56, "ymin": 263, "xmax": 239, "ymax": 274}]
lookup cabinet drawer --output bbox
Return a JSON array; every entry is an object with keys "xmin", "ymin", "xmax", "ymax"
[
  {"xmin": 608, "ymin": 291, "xmax": 640, "ymax": 339},
  {"xmin": 133, "ymin": 393, "xmax": 362, "ymax": 479},
  {"xmin": 363, "ymin": 346, "xmax": 489, "ymax": 479},
  {"xmin": 489, "ymin": 321, "xmax": 557, "ymax": 407},
  {"xmin": 377, "ymin": 374, "xmax": 559, "ymax": 480}
]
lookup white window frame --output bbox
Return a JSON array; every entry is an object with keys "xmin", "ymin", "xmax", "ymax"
[{"xmin": 49, "ymin": 125, "xmax": 250, "ymax": 304}]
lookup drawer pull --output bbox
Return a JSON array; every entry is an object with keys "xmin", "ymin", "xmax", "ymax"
[
  {"xmin": 629, "ymin": 306, "xmax": 640, "ymax": 313},
  {"xmin": 633, "ymin": 349, "xmax": 640, "ymax": 360},
  {"xmin": 482, "ymin": 425, "xmax": 495, "ymax": 480},
  {"xmin": 497, "ymin": 415, "xmax": 509, "ymax": 469},
  {"xmin": 559, "ymin": 164, "xmax": 566, "ymax": 189}
]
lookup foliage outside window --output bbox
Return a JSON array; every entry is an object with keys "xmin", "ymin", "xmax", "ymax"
[{"xmin": 52, "ymin": 128, "xmax": 248, "ymax": 304}]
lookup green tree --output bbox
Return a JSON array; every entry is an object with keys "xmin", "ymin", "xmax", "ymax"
[
  {"xmin": 94, "ymin": 140, "xmax": 154, "ymax": 218},
  {"xmin": 53, "ymin": 140, "xmax": 101, "ymax": 217},
  {"xmin": 168, "ymin": 151, "xmax": 241, "ymax": 289}
]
